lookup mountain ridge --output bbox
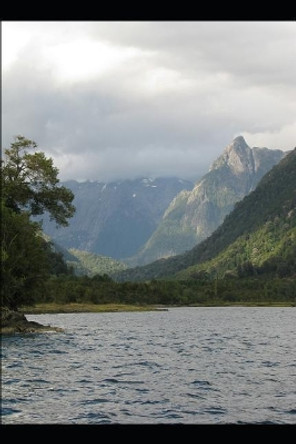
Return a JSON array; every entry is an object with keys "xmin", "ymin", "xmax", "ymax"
[
  {"xmin": 127, "ymin": 136, "xmax": 285, "ymax": 266},
  {"xmin": 38, "ymin": 176, "xmax": 194, "ymax": 260},
  {"xmin": 112, "ymin": 147, "xmax": 296, "ymax": 282}
]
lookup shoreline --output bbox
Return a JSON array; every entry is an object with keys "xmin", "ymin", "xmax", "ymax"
[
  {"xmin": 21, "ymin": 301, "xmax": 295, "ymax": 315},
  {"xmin": 1, "ymin": 304, "xmax": 166, "ymax": 335},
  {"xmin": 0, "ymin": 307, "xmax": 64, "ymax": 335},
  {"xmin": 2, "ymin": 302, "xmax": 294, "ymax": 335},
  {"xmin": 20, "ymin": 302, "xmax": 168, "ymax": 314}
]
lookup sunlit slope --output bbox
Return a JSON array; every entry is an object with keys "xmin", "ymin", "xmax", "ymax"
[{"xmin": 113, "ymin": 147, "xmax": 296, "ymax": 282}]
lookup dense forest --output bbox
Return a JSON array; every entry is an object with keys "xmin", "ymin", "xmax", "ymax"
[
  {"xmin": 1, "ymin": 136, "xmax": 296, "ymax": 313},
  {"xmin": 32, "ymin": 274, "xmax": 296, "ymax": 306}
]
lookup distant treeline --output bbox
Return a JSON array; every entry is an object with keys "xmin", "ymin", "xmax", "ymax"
[
  {"xmin": 33, "ymin": 274, "xmax": 296, "ymax": 306},
  {"xmin": 3, "ymin": 137, "xmax": 296, "ymax": 312}
]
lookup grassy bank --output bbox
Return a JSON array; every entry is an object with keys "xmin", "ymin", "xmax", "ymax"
[
  {"xmin": 20, "ymin": 302, "xmax": 167, "ymax": 314},
  {"xmin": 20, "ymin": 300, "xmax": 295, "ymax": 314}
]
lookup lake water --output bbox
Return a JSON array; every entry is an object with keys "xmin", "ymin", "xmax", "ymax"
[{"xmin": 1, "ymin": 307, "xmax": 296, "ymax": 424}]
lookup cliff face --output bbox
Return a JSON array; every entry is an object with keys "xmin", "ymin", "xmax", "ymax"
[
  {"xmin": 112, "ymin": 147, "xmax": 296, "ymax": 283},
  {"xmin": 129, "ymin": 136, "xmax": 285, "ymax": 266},
  {"xmin": 37, "ymin": 177, "xmax": 193, "ymax": 260}
]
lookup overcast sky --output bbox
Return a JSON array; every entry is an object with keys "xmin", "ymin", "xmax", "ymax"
[{"xmin": 2, "ymin": 21, "xmax": 296, "ymax": 182}]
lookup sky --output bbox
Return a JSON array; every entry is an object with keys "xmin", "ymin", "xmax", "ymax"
[{"xmin": 2, "ymin": 20, "xmax": 296, "ymax": 183}]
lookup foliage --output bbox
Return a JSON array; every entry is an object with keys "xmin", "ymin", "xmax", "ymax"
[
  {"xmin": 29, "ymin": 273, "xmax": 296, "ymax": 307},
  {"xmin": 1, "ymin": 202, "xmax": 50, "ymax": 309},
  {"xmin": 2, "ymin": 135, "xmax": 75, "ymax": 227},
  {"xmin": 177, "ymin": 222, "xmax": 296, "ymax": 281},
  {"xmin": 67, "ymin": 248, "xmax": 127, "ymax": 276},
  {"xmin": 2, "ymin": 136, "xmax": 295, "ymax": 310},
  {"xmin": 1, "ymin": 136, "xmax": 75, "ymax": 310}
]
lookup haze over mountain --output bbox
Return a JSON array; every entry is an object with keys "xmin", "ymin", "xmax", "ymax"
[
  {"xmin": 39, "ymin": 177, "xmax": 194, "ymax": 260},
  {"xmin": 113, "ymin": 146, "xmax": 296, "ymax": 283},
  {"xmin": 127, "ymin": 136, "xmax": 285, "ymax": 265},
  {"xmin": 39, "ymin": 136, "xmax": 285, "ymax": 266}
]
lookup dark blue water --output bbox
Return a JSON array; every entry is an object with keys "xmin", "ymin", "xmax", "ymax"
[{"xmin": 1, "ymin": 307, "xmax": 296, "ymax": 424}]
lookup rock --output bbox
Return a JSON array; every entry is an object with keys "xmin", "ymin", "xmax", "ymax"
[
  {"xmin": 0, "ymin": 307, "xmax": 63, "ymax": 334},
  {"xmin": 125, "ymin": 136, "xmax": 285, "ymax": 266}
]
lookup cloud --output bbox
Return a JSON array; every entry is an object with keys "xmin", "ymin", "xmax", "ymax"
[
  {"xmin": 241, "ymin": 122, "xmax": 296, "ymax": 151},
  {"xmin": 2, "ymin": 21, "xmax": 296, "ymax": 182}
]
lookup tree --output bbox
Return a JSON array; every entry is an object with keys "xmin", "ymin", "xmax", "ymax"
[
  {"xmin": 1, "ymin": 136, "xmax": 76, "ymax": 310},
  {"xmin": 1, "ymin": 203, "xmax": 50, "ymax": 309},
  {"xmin": 2, "ymin": 135, "xmax": 75, "ymax": 226}
]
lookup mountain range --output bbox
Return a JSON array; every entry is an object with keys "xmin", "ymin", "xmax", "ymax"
[
  {"xmin": 112, "ymin": 146, "xmax": 296, "ymax": 283},
  {"xmin": 40, "ymin": 136, "xmax": 286, "ymax": 271},
  {"xmin": 128, "ymin": 136, "xmax": 285, "ymax": 265},
  {"xmin": 39, "ymin": 177, "xmax": 193, "ymax": 260}
]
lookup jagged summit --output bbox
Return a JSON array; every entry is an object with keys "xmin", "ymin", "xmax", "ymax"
[
  {"xmin": 127, "ymin": 137, "xmax": 285, "ymax": 266},
  {"xmin": 37, "ymin": 136, "xmax": 286, "ymax": 267},
  {"xmin": 113, "ymin": 146, "xmax": 296, "ymax": 282},
  {"xmin": 223, "ymin": 136, "xmax": 250, "ymax": 157},
  {"xmin": 230, "ymin": 135, "xmax": 249, "ymax": 147},
  {"xmin": 210, "ymin": 136, "xmax": 253, "ymax": 174}
]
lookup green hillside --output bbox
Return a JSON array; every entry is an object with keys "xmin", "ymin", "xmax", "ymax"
[
  {"xmin": 113, "ymin": 148, "xmax": 296, "ymax": 282},
  {"xmin": 32, "ymin": 148, "xmax": 296, "ymax": 306},
  {"xmin": 42, "ymin": 235, "xmax": 127, "ymax": 277},
  {"xmin": 127, "ymin": 137, "xmax": 284, "ymax": 266},
  {"xmin": 67, "ymin": 248, "xmax": 127, "ymax": 277},
  {"xmin": 177, "ymin": 214, "xmax": 296, "ymax": 280}
]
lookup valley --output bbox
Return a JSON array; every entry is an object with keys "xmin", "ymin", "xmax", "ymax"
[{"xmin": 40, "ymin": 136, "xmax": 286, "ymax": 273}]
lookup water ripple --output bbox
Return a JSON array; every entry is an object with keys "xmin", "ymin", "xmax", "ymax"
[{"xmin": 2, "ymin": 307, "xmax": 296, "ymax": 424}]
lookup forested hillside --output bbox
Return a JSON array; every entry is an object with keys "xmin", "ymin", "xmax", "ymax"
[
  {"xmin": 67, "ymin": 249, "xmax": 127, "ymax": 276},
  {"xmin": 2, "ymin": 136, "xmax": 295, "ymax": 314},
  {"xmin": 113, "ymin": 147, "xmax": 296, "ymax": 282},
  {"xmin": 128, "ymin": 136, "xmax": 284, "ymax": 266}
]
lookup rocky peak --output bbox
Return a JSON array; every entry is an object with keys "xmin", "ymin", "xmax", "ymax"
[
  {"xmin": 210, "ymin": 136, "xmax": 254, "ymax": 175},
  {"xmin": 122, "ymin": 137, "xmax": 285, "ymax": 266},
  {"xmin": 228, "ymin": 135, "xmax": 249, "ymax": 149}
]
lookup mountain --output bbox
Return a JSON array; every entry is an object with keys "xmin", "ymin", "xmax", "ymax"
[
  {"xmin": 112, "ymin": 147, "xmax": 296, "ymax": 282},
  {"xmin": 38, "ymin": 177, "xmax": 194, "ymax": 260},
  {"xmin": 128, "ymin": 136, "xmax": 285, "ymax": 266},
  {"xmin": 66, "ymin": 249, "xmax": 127, "ymax": 276},
  {"xmin": 43, "ymin": 235, "xmax": 127, "ymax": 277}
]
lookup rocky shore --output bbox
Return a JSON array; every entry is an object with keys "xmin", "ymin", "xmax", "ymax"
[{"xmin": 0, "ymin": 307, "xmax": 63, "ymax": 334}]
